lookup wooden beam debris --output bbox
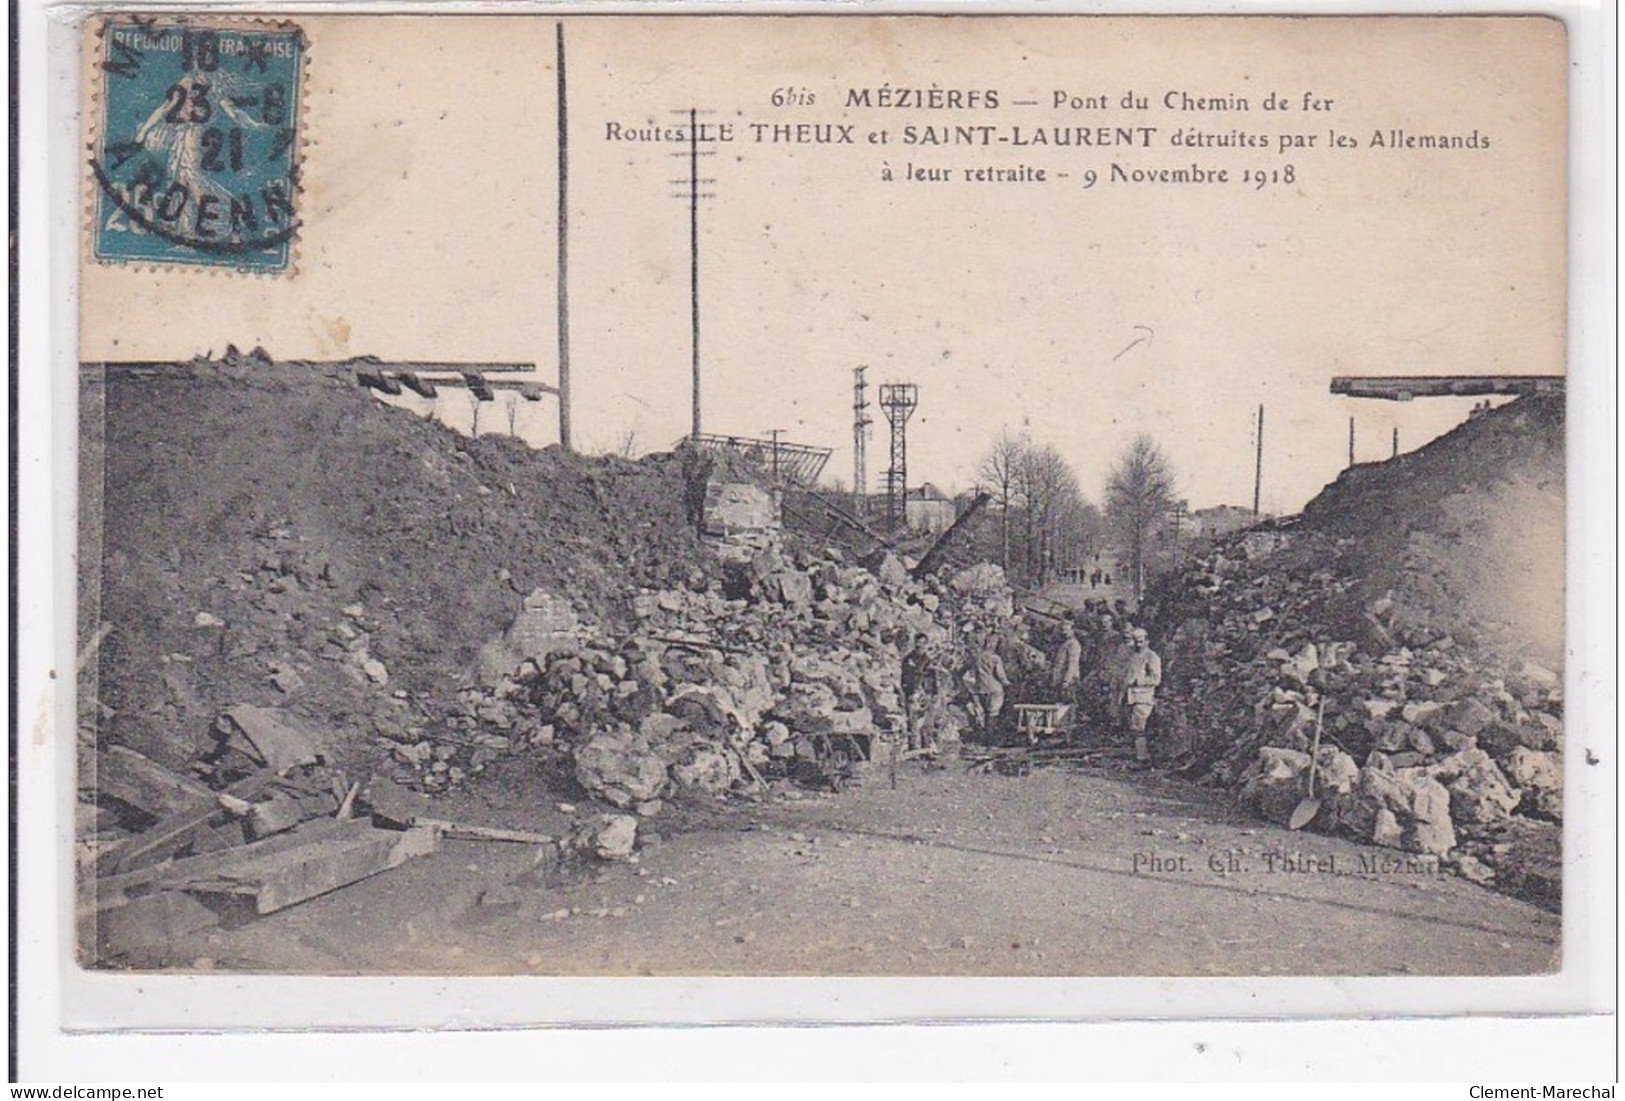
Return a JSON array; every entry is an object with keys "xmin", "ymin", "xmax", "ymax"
[
  {"xmin": 1330, "ymin": 375, "xmax": 1564, "ymax": 401},
  {"xmin": 180, "ymin": 818, "xmax": 441, "ymax": 915},
  {"xmin": 356, "ymin": 368, "xmax": 403, "ymax": 395},
  {"xmin": 100, "ymin": 767, "xmax": 280, "ymax": 876},
  {"xmin": 397, "ymin": 371, "xmax": 438, "ymax": 398},
  {"xmin": 93, "ymin": 745, "xmax": 214, "ymax": 820},
  {"xmin": 413, "ymin": 818, "xmax": 555, "ymax": 845},
  {"xmin": 354, "ymin": 367, "xmax": 560, "ymax": 401},
  {"xmin": 87, "ymin": 818, "xmax": 441, "ymax": 921}
]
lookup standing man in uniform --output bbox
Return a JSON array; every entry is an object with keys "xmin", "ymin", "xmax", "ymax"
[
  {"xmin": 965, "ymin": 630, "xmax": 1010, "ymax": 737},
  {"xmin": 1051, "ymin": 619, "xmax": 1082, "ymax": 706},
  {"xmin": 900, "ymin": 632, "xmax": 934, "ymax": 752},
  {"xmin": 1122, "ymin": 627, "xmax": 1163, "ymax": 767}
]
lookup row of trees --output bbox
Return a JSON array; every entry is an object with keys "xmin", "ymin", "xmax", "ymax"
[{"xmin": 976, "ymin": 429, "xmax": 1178, "ymax": 596}]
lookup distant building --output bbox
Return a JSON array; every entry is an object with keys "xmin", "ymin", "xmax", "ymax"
[
  {"xmin": 1190, "ymin": 505, "xmax": 1257, "ymax": 541},
  {"xmin": 904, "ymin": 482, "xmax": 956, "ymax": 534}
]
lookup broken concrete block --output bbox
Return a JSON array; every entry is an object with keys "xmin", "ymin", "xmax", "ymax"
[
  {"xmin": 1372, "ymin": 807, "xmax": 1404, "ymax": 848},
  {"xmin": 218, "ymin": 706, "xmax": 321, "ymax": 773},
  {"xmin": 506, "ymin": 589, "xmax": 583, "ymax": 662},
  {"xmin": 1239, "ymin": 747, "xmax": 1311, "ymax": 825},
  {"xmin": 572, "ymin": 814, "xmax": 638, "ymax": 861},
  {"xmin": 1450, "ymin": 697, "xmax": 1498, "ymax": 739},
  {"xmin": 1505, "ymin": 746, "xmax": 1561, "ymax": 792},
  {"xmin": 669, "ymin": 742, "xmax": 740, "ymax": 797},
  {"xmin": 269, "ymin": 665, "xmax": 306, "ymax": 694},
  {"xmin": 702, "ymin": 482, "xmax": 780, "ymax": 536},
  {"xmin": 574, "ymin": 732, "xmax": 669, "ymax": 808},
  {"xmin": 245, "ymin": 789, "xmax": 338, "ymax": 841},
  {"xmin": 1358, "ymin": 766, "xmax": 1457, "ymax": 856}
]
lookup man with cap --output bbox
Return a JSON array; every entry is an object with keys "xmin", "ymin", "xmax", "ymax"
[
  {"xmin": 965, "ymin": 629, "xmax": 1010, "ymax": 736},
  {"xmin": 1122, "ymin": 627, "xmax": 1163, "ymax": 766},
  {"xmin": 1050, "ymin": 619, "xmax": 1082, "ymax": 705},
  {"xmin": 900, "ymin": 632, "xmax": 935, "ymax": 751}
]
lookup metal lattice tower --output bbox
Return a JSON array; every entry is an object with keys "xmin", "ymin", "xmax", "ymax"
[
  {"xmin": 879, "ymin": 382, "xmax": 919, "ymax": 529},
  {"xmin": 853, "ymin": 367, "xmax": 871, "ymax": 515}
]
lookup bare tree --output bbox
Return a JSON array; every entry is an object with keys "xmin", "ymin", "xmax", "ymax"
[
  {"xmin": 1019, "ymin": 443, "xmax": 1082, "ymax": 585},
  {"xmin": 505, "ymin": 393, "xmax": 520, "ymax": 436},
  {"xmin": 1052, "ymin": 495, "xmax": 1106, "ymax": 578},
  {"xmin": 976, "ymin": 429, "xmax": 1027, "ymax": 572},
  {"xmin": 1105, "ymin": 434, "xmax": 1178, "ymax": 600}
]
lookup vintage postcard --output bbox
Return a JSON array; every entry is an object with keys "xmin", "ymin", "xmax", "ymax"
[{"xmin": 67, "ymin": 9, "xmax": 1588, "ymax": 1010}]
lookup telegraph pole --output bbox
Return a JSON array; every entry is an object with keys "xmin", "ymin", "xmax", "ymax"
[
  {"xmin": 555, "ymin": 22, "xmax": 572, "ymax": 451},
  {"xmin": 1348, "ymin": 416, "xmax": 1355, "ymax": 468},
  {"xmin": 688, "ymin": 108, "xmax": 701, "ymax": 440},
  {"xmin": 663, "ymin": 108, "xmax": 717, "ymax": 440},
  {"xmin": 1252, "ymin": 404, "xmax": 1265, "ymax": 516},
  {"xmin": 1392, "ymin": 426, "xmax": 1399, "ymax": 458}
]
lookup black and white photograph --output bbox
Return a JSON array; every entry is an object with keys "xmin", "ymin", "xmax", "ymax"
[
  {"xmin": 38, "ymin": 17, "xmax": 1612, "ymax": 1074},
  {"xmin": 68, "ymin": 12, "xmax": 1579, "ymax": 983}
]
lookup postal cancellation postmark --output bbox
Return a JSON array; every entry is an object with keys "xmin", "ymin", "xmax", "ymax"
[{"xmin": 89, "ymin": 16, "xmax": 305, "ymax": 274}]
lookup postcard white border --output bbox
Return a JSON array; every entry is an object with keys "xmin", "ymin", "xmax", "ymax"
[{"xmin": 14, "ymin": 0, "xmax": 1618, "ymax": 1080}]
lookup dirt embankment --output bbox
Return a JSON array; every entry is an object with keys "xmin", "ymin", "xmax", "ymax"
[
  {"xmin": 81, "ymin": 359, "xmax": 713, "ymax": 777},
  {"xmin": 1145, "ymin": 396, "xmax": 1566, "ymax": 909},
  {"xmin": 1297, "ymin": 394, "xmax": 1564, "ymax": 666}
]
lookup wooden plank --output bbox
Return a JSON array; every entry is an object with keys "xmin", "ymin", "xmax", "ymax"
[
  {"xmin": 356, "ymin": 368, "xmax": 403, "ymax": 396},
  {"xmin": 395, "ymin": 371, "xmax": 438, "ymax": 398},
  {"xmin": 414, "ymin": 818, "xmax": 555, "ymax": 845},
  {"xmin": 363, "ymin": 775, "xmax": 431, "ymax": 827},
  {"xmin": 90, "ymin": 890, "xmax": 224, "ymax": 960},
  {"xmin": 83, "ymin": 816, "xmax": 357, "ymax": 915},
  {"xmin": 185, "ymin": 822, "xmax": 440, "ymax": 914},
  {"xmin": 252, "ymin": 788, "xmax": 338, "ymax": 839},
  {"xmin": 100, "ymin": 767, "xmax": 277, "ymax": 876},
  {"xmin": 84, "ymin": 817, "xmax": 438, "ymax": 919},
  {"xmin": 94, "ymin": 745, "xmax": 214, "ymax": 820}
]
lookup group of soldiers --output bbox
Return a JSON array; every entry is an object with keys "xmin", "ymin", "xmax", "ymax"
[{"xmin": 899, "ymin": 610, "xmax": 1164, "ymax": 767}]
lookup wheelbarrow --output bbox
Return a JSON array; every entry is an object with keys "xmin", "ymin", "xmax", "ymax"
[
  {"xmin": 793, "ymin": 731, "xmax": 874, "ymax": 792},
  {"xmin": 1013, "ymin": 703, "xmax": 1074, "ymax": 747}
]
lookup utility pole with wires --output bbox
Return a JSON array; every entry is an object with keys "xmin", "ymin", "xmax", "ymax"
[
  {"xmin": 852, "ymin": 366, "xmax": 871, "ymax": 515},
  {"xmin": 555, "ymin": 22, "xmax": 572, "ymax": 451},
  {"xmin": 669, "ymin": 108, "xmax": 718, "ymax": 441},
  {"xmin": 1252, "ymin": 403, "xmax": 1265, "ymax": 517}
]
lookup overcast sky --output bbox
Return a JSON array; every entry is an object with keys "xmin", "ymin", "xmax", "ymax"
[{"xmin": 82, "ymin": 16, "xmax": 1566, "ymax": 514}]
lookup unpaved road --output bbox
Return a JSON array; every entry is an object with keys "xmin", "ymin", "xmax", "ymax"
[{"xmin": 139, "ymin": 759, "xmax": 1560, "ymax": 977}]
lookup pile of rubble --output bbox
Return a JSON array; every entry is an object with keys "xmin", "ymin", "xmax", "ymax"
[
  {"xmin": 383, "ymin": 545, "xmax": 1019, "ymax": 812},
  {"xmin": 1148, "ymin": 399, "xmax": 1565, "ymax": 906}
]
